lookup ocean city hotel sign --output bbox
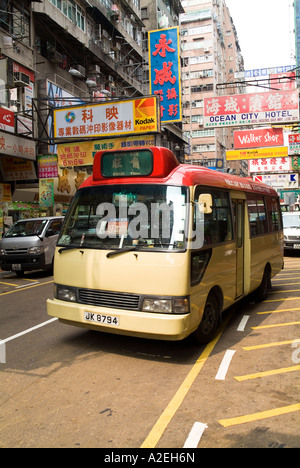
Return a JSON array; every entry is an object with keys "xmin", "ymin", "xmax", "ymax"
[{"xmin": 204, "ymin": 89, "xmax": 299, "ymax": 127}]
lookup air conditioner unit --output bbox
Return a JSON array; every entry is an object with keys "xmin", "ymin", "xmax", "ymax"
[
  {"xmin": 13, "ymin": 72, "xmax": 30, "ymax": 87},
  {"xmin": 88, "ymin": 65, "xmax": 101, "ymax": 75},
  {"xmin": 48, "ymin": 51, "xmax": 63, "ymax": 64}
]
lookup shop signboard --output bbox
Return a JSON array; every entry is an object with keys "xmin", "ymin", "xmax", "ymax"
[
  {"xmin": 148, "ymin": 26, "xmax": 182, "ymax": 124},
  {"xmin": 57, "ymin": 135, "xmax": 156, "ymax": 167},
  {"xmin": 53, "ymin": 97, "xmax": 160, "ymax": 140},
  {"xmin": 204, "ymin": 89, "xmax": 299, "ymax": 127},
  {"xmin": 0, "ymin": 107, "xmax": 14, "ymax": 133},
  {"xmin": 248, "ymin": 157, "xmax": 291, "ymax": 173},
  {"xmin": 226, "ymin": 146, "xmax": 288, "ymax": 161},
  {"xmin": 234, "ymin": 127, "xmax": 284, "ymax": 149},
  {"xmin": 0, "ymin": 131, "xmax": 36, "ymax": 160}
]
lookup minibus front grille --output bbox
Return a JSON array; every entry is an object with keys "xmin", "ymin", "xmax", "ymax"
[{"xmin": 78, "ymin": 288, "xmax": 140, "ymax": 310}]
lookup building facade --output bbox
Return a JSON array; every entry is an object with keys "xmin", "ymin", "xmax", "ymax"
[{"xmin": 180, "ymin": 0, "xmax": 247, "ymax": 175}]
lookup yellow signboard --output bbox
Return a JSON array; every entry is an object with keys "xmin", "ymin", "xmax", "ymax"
[
  {"xmin": 0, "ymin": 183, "xmax": 12, "ymax": 202},
  {"xmin": 57, "ymin": 135, "xmax": 156, "ymax": 167},
  {"xmin": 226, "ymin": 146, "xmax": 289, "ymax": 161}
]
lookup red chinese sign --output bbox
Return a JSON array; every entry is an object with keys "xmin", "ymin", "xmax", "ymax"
[{"xmin": 204, "ymin": 90, "xmax": 299, "ymax": 127}]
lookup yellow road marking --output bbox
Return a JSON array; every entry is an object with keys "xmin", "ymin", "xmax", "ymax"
[
  {"xmin": 271, "ymin": 289, "xmax": 300, "ymax": 293},
  {"xmin": 272, "ymin": 282, "xmax": 300, "ymax": 286},
  {"xmin": 257, "ymin": 307, "xmax": 300, "ymax": 315},
  {"xmin": 0, "ymin": 280, "xmax": 53, "ymax": 296},
  {"xmin": 252, "ymin": 321, "xmax": 300, "ymax": 330},
  {"xmin": 140, "ymin": 312, "xmax": 233, "ymax": 448},
  {"xmin": 218, "ymin": 404, "xmax": 300, "ymax": 428},
  {"xmin": 0, "ymin": 280, "xmax": 19, "ymax": 287},
  {"xmin": 235, "ymin": 365, "xmax": 300, "ymax": 381},
  {"xmin": 264, "ymin": 297, "xmax": 300, "ymax": 303},
  {"xmin": 243, "ymin": 340, "xmax": 295, "ymax": 351}
]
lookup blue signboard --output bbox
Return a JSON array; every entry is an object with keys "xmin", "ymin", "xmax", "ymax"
[{"xmin": 148, "ymin": 27, "xmax": 182, "ymax": 124}]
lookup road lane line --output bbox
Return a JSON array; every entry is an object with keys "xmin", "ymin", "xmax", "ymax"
[
  {"xmin": 237, "ymin": 315, "xmax": 250, "ymax": 331},
  {"xmin": 218, "ymin": 404, "xmax": 300, "ymax": 428},
  {"xmin": 0, "ymin": 280, "xmax": 19, "ymax": 287},
  {"xmin": 252, "ymin": 321, "xmax": 300, "ymax": 330},
  {"xmin": 140, "ymin": 311, "xmax": 234, "ymax": 448},
  {"xmin": 215, "ymin": 350, "xmax": 236, "ymax": 380},
  {"xmin": 243, "ymin": 340, "xmax": 295, "ymax": 351},
  {"xmin": 0, "ymin": 318, "xmax": 58, "ymax": 344},
  {"xmin": 183, "ymin": 422, "xmax": 208, "ymax": 448},
  {"xmin": 15, "ymin": 282, "xmax": 39, "ymax": 289},
  {"xmin": 264, "ymin": 297, "xmax": 300, "ymax": 303},
  {"xmin": 0, "ymin": 280, "xmax": 53, "ymax": 296},
  {"xmin": 235, "ymin": 365, "xmax": 300, "ymax": 381},
  {"xmin": 257, "ymin": 307, "xmax": 300, "ymax": 315}
]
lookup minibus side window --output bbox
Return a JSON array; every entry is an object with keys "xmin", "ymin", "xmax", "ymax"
[{"xmin": 194, "ymin": 187, "xmax": 233, "ymax": 246}]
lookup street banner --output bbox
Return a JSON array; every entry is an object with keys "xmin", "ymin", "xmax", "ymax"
[
  {"xmin": 204, "ymin": 89, "xmax": 299, "ymax": 127},
  {"xmin": 234, "ymin": 127, "xmax": 284, "ymax": 149},
  {"xmin": 226, "ymin": 146, "xmax": 288, "ymax": 161},
  {"xmin": 39, "ymin": 179, "xmax": 54, "ymax": 208},
  {"xmin": 37, "ymin": 155, "xmax": 58, "ymax": 179},
  {"xmin": 53, "ymin": 97, "xmax": 160, "ymax": 140},
  {"xmin": 148, "ymin": 26, "xmax": 182, "ymax": 124},
  {"xmin": 249, "ymin": 157, "xmax": 291, "ymax": 173}
]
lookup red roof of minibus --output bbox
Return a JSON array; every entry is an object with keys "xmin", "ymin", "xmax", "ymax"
[{"xmin": 80, "ymin": 147, "xmax": 278, "ymax": 197}]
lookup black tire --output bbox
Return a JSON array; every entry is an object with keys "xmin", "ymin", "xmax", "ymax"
[
  {"xmin": 255, "ymin": 266, "xmax": 271, "ymax": 302},
  {"xmin": 193, "ymin": 294, "xmax": 220, "ymax": 344},
  {"xmin": 16, "ymin": 270, "xmax": 24, "ymax": 277}
]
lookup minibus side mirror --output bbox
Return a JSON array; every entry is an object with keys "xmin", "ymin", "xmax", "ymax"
[{"xmin": 198, "ymin": 194, "xmax": 213, "ymax": 214}]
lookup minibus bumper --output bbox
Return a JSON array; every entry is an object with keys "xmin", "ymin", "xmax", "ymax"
[{"xmin": 47, "ymin": 298, "xmax": 192, "ymax": 341}]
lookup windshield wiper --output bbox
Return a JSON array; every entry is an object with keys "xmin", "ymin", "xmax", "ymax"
[
  {"xmin": 106, "ymin": 246, "xmax": 139, "ymax": 258},
  {"xmin": 58, "ymin": 246, "xmax": 81, "ymax": 253}
]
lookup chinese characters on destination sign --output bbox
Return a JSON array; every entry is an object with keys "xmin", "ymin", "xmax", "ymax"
[
  {"xmin": 204, "ymin": 90, "xmax": 299, "ymax": 127},
  {"xmin": 148, "ymin": 27, "xmax": 182, "ymax": 124}
]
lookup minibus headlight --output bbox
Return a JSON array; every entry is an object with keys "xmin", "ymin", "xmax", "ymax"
[
  {"xmin": 142, "ymin": 298, "xmax": 172, "ymax": 314},
  {"xmin": 55, "ymin": 285, "xmax": 77, "ymax": 302},
  {"xmin": 142, "ymin": 297, "xmax": 189, "ymax": 314},
  {"xmin": 0, "ymin": 249, "xmax": 5, "ymax": 256}
]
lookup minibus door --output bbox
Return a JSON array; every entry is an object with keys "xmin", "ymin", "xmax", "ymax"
[{"xmin": 233, "ymin": 200, "xmax": 245, "ymax": 298}]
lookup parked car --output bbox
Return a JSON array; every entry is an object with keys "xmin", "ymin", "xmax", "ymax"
[
  {"xmin": 282, "ymin": 212, "xmax": 300, "ymax": 252},
  {"xmin": 0, "ymin": 217, "xmax": 64, "ymax": 276}
]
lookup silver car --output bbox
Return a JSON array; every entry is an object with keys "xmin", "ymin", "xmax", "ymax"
[{"xmin": 0, "ymin": 217, "xmax": 64, "ymax": 276}]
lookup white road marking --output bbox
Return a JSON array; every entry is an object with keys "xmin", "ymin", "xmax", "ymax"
[
  {"xmin": 237, "ymin": 315, "xmax": 250, "ymax": 332},
  {"xmin": 215, "ymin": 349, "xmax": 236, "ymax": 380},
  {"xmin": 0, "ymin": 318, "xmax": 58, "ymax": 345},
  {"xmin": 183, "ymin": 422, "xmax": 208, "ymax": 448}
]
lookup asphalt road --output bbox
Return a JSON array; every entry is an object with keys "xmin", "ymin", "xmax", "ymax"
[{"xmin": 0, "ymin": 254, "xmax": 299, "ymax": 449}]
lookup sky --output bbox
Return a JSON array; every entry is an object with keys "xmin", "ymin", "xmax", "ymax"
[{"xmin": 225, "ymin": 0, "xmax": 295, "ymax": 70}]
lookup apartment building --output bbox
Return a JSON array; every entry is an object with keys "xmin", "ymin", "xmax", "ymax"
[{"xmin": 180, "ymin": 0, "xmax": 247, "ymax": 175}]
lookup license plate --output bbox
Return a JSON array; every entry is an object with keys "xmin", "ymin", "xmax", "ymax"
[
  {"xmin": 12, "ymin": 264, "xmax": 21, "ymax": 271},
  {"xmin": 294, "ymin": 244, "xmax": 300, "ymax": 249},
  {"xmin": 83, "ymin": 311, "xmax": 119, "ymax": 326}
]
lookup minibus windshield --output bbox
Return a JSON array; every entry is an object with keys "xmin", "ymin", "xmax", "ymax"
[{"xmin": 57, "ymin": 185, "xmax": 188, "ymax": 252}]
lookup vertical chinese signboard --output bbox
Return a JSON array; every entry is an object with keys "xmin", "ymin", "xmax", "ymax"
[{"xmin": 148, "ymin": 27, "xmax": 182, "ymax": 124}]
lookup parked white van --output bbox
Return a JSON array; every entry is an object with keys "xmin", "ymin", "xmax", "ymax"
[
  {"xmin": 0, "ymin": 217, "xmax": 64, "ymax": 276},
  {"xmin": 282, "ymin": 212, "xmax": 300, "ymax": 252}
]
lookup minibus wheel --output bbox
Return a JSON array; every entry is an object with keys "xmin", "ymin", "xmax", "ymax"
[
  {"xmin": 254, "ymin": 265, "xmax": 271, "ymax": 302},
  {"xmin": 193, "ymin": 294, "xmax": 220, "ymax": 344}
]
